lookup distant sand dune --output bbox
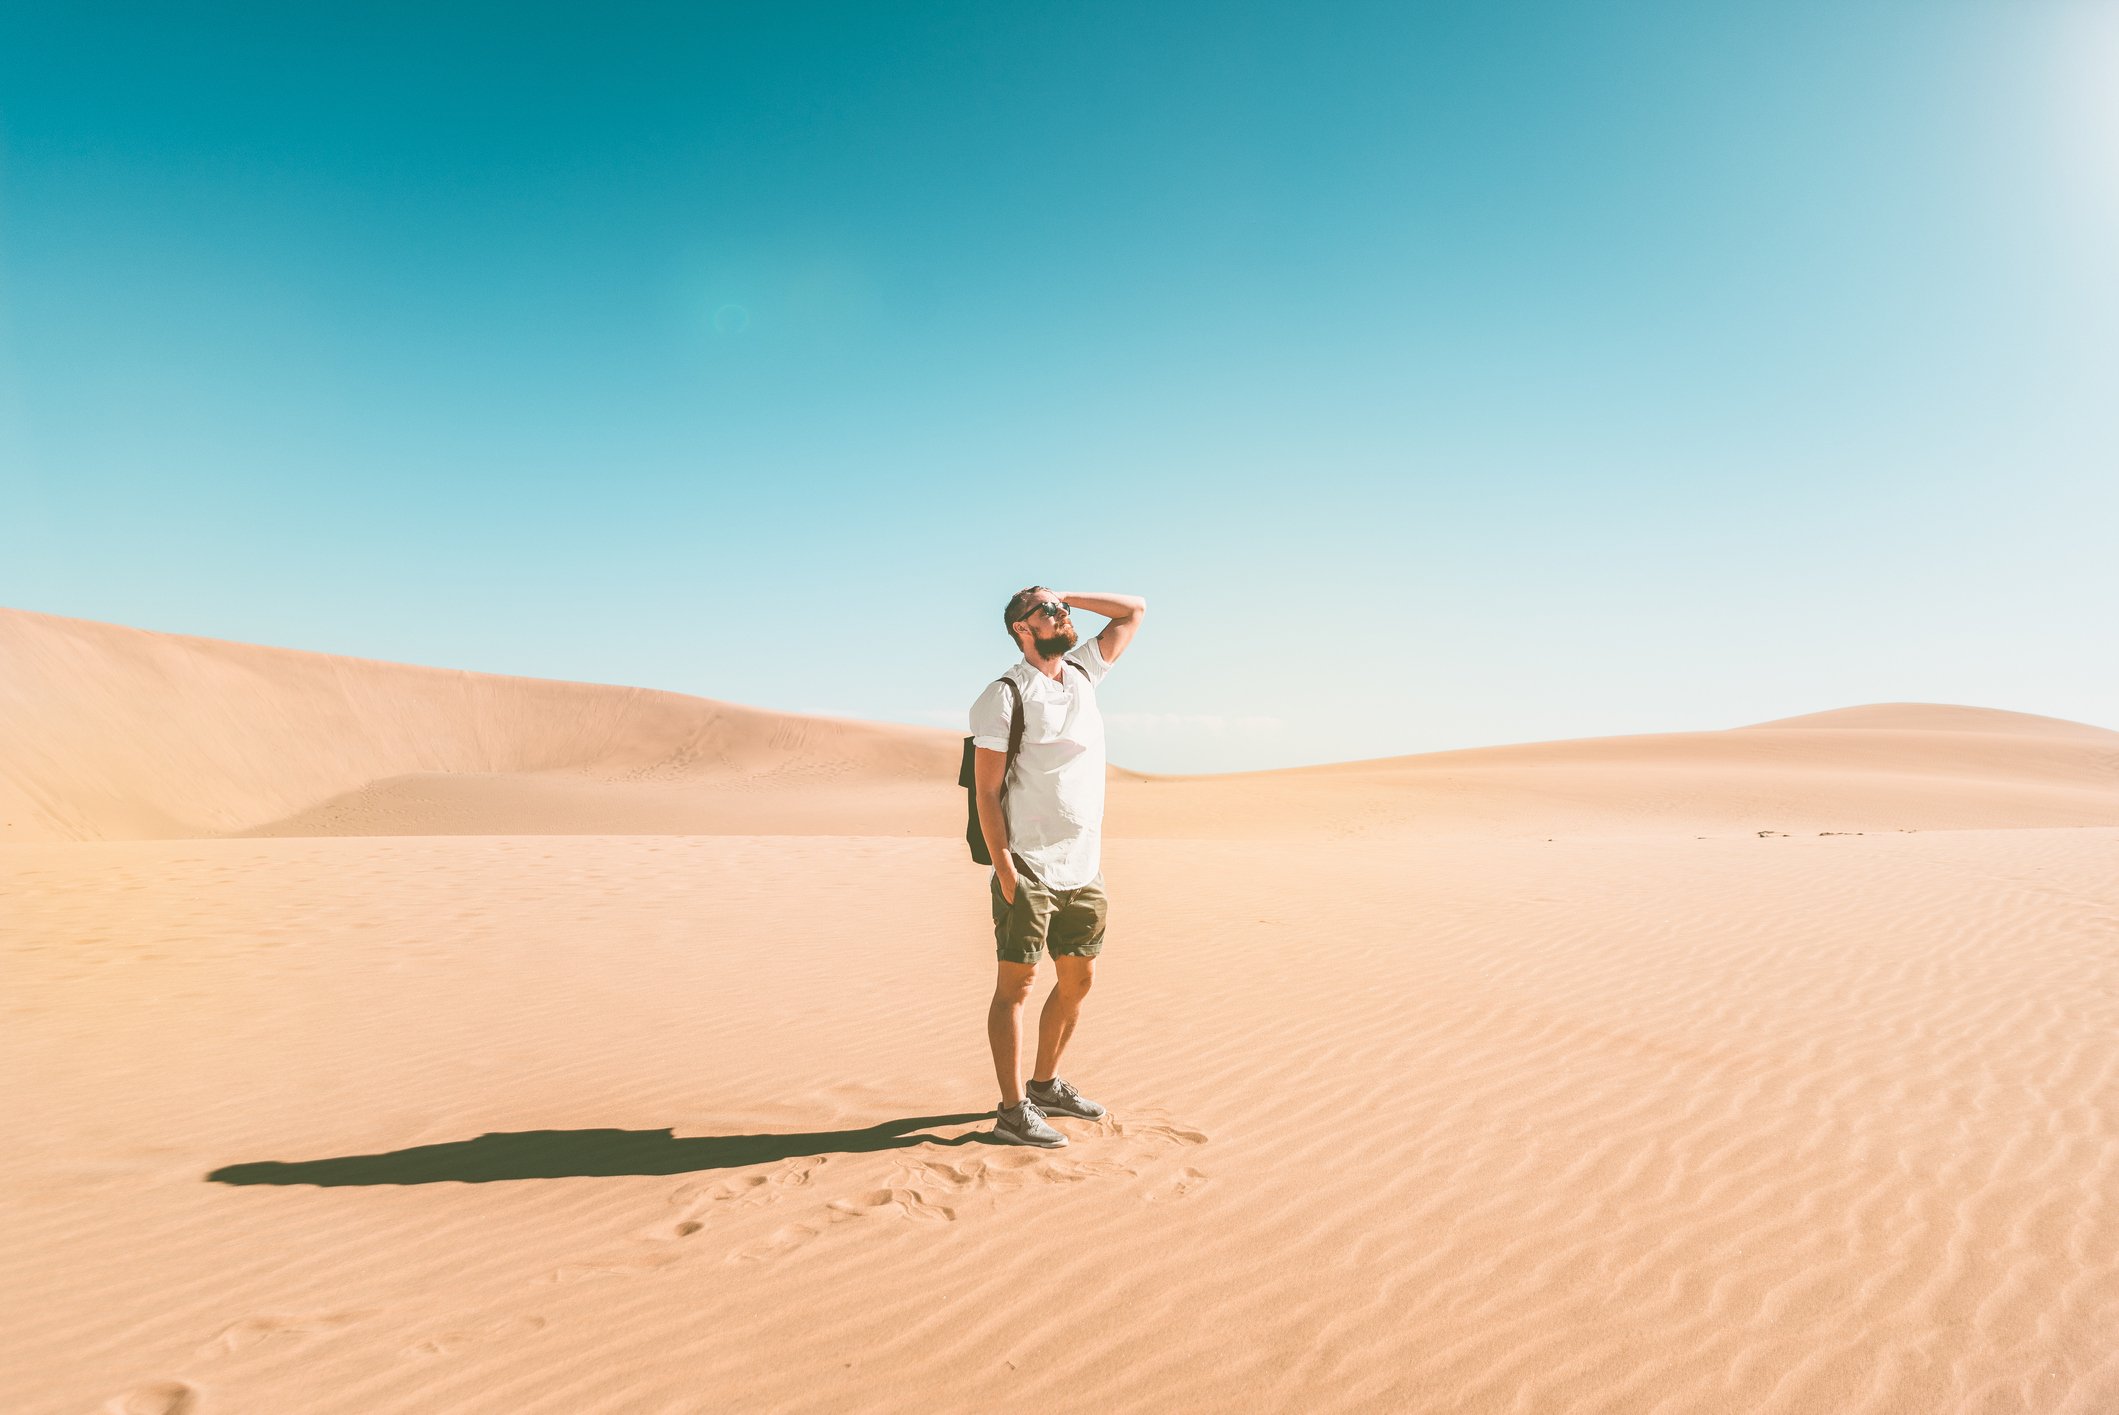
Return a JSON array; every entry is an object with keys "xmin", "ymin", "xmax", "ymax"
[
  {"xmin": 1744, "ymin": 701, "xmax": 2119, "ymax": 739},
  {"xmin": 1110, "ymin": 709, "xmax": 2119, "ymax": 841},
  {"xmin": 0, "ymin": 607, "xmax": 957, "ymax": 842},
  {"xmin": 3, "ymin": 606, "xmax": 2114, "ymax": 843}
]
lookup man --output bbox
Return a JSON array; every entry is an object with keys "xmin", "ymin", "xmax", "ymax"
[{"xmin": 969, "ymin": 586, "xmax": 1147, "ymax": 1148}]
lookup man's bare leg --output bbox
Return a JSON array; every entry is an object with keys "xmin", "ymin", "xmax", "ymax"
[
  {"xmin": 987, "ymin": 960, "xmax": 1038, "ymax": 1107},
  {"xmin": 1031, "ymin": 954, "xmax": 1096, "ymax": 1084}
]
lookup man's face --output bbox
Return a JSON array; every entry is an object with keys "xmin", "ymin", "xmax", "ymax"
[{"xmin": 1016, "ymin": 592, "xmax": 1077, "ymax": 657}]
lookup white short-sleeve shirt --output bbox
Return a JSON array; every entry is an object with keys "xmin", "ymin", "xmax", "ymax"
[{"xmin": 968, "ymin": 636, "xmax": 1113, "ymax": 891}]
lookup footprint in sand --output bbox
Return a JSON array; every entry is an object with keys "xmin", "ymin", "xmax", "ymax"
[
  {"xmin": 874, "ymin": 1113, "xmax": 1217, "ymax": 1212},
  {"xmin": 727, "ymin": 1185, "xmax": 954, "ymax": 1263},
  {"xmin": 895, "ymin": 1151, "xmax": 1134, "ymax": 1194},
  {"xmin": 195, "ymin": 1311, "xmax": 372, "ymax": 1358},
  {"xmin": 1112, "ymin": 1115, "xmax": 1212, "ymax": 1199},
  {"xmin": 402, "ymin": 1314, "xmax": 549, "ymax": 1357},
  {"xmin": 552, "ymin": 1160, "xmax": 839, "ymax": 1275},
  {"xmin": 722, "ymin": 1117, "xmax": 1209, "ymax": 1261},
  {"xmin": 824, "ymin": 1187, "xmax": 955, "ymax": 1223},
  {"xmin": 103, "ymin": 1381, "xmax": 200, "ymax": 1415},
  {"xmin": 644, "ymin": 1174, "xmax": 773, "ymax": 1239},
  {"xmin": 730, "ymin": 1222, "xmax": 822, "ymax": 1263},
  {"xmin": 643, "ymin": 1158, "xmax": 823, "ymax": 1240},
  {"xmin": 1144, "ymin": 1166, "xmax": 1212, "ymax": 1203},
  {"xmin": 890, "ymin": 1114, "xmax": 1207, "ymax": 1200},
  {"xmin": 1109, "ymin": 1115, "xmax": 1210, "ymax": 1148}
]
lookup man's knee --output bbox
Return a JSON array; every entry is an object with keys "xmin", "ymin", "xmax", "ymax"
[
  {"xmin": 1053, "ymin": 960, "xmax": 1095, "ymax": 997},
  {"xmin": 992, "ymin": 964, "xmax": 1038, "ymax": 1005}
]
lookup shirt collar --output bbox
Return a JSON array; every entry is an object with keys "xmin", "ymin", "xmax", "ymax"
[{"xmin": 1013, "ymin": 656, "xmax": 1072, "ymax": 691}]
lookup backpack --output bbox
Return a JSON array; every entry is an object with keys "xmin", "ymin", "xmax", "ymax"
[{"xmin": 959, "ymin": 662, "xmax": 1075, "ymax": 864}]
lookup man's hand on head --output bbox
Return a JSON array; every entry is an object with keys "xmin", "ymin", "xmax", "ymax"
[{"xmin": 1053, "ymin": 591, "xmax": 1147, "ymax": 666}]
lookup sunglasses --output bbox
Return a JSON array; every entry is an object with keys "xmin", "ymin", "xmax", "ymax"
[{"xmin": 1013, "ymin": 599, "xmax": 1070, "ymax": 623}]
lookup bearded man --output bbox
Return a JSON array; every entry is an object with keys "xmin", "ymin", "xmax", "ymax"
[{"xmin": 967, "ymin": 586, "xmax": 1147, "ymax": 1147}]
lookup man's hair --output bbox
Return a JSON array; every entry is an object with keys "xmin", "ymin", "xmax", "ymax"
[{"xmin": 1002, "ymin": 586, "xmax": 1048, "ymax": 641}]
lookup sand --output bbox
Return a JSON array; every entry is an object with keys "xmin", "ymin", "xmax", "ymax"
[{"xmin": 4, "ymin": 605, "xmax": 2118, "ymax": 1414}]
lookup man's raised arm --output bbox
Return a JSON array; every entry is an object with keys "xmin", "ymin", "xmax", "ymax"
[{"xmin": 1057, "ymin": 591, "xmax": 1147, "ymax": 666}]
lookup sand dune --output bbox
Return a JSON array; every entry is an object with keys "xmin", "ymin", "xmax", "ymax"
[
  {"xmin": 1112, "ymin": 706, "xmax": 2119, "ymax": 841},
  {"xmin": 8, "ymin": 607, "xmax": 2119, "ymax": 1413},
  {"xmin": 0, "ymin": 607, "xmax": 957, "ymax": 843},
  {"xmin": 1748, "ymin": 701, "xmax": 2119, "ymax": 739},
  {"xmin": 5, "ymin": 606, "xmax": 2114, "ymax": 844}
]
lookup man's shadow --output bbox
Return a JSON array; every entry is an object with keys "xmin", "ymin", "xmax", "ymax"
[{"xmin": 208, "ymin": 1113, "xmax": 993, "ymax": 1187}]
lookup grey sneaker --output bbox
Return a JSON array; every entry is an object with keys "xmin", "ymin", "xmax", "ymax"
[
  {"xmin": 1026, "ymin": 1076, "xmax": 1106, "ymax": 1121},
  {"xmin": 992, "ymin": 1099, "xmax": 1069, "ymax": 1148}
]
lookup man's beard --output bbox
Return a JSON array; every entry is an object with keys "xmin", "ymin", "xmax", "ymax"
[{"xmin": 1033, "ymin": 625, "xmax": 1079, "ymax": 658}]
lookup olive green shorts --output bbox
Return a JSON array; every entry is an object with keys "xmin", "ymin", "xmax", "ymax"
[{"xmin": 990, "ymin": 870, "xmax": 1108, "ymax": 964}]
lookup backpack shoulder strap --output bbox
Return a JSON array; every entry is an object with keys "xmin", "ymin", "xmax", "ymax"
[{"xmin": 1000, "ymin": 676, "xmax": 1025, "ymax": 767}]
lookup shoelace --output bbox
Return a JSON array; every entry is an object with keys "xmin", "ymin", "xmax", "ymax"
[
  {"xmin": 1015, "ymin": 1099, "xmax": 1049, "ymax": 1123},
  {"xmin": 1035, "ymin": 1079, "xmax": 1077, "ymax": 1103}
]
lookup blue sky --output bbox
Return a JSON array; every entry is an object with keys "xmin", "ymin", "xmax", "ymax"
[{"xmin": 4, "ymin": 1, "xmax": 2114, "ymax": 773}]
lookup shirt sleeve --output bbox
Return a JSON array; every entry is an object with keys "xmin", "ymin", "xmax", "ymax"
[
  {"xmin": 968, "ymin": 677, "xmax": 1015, "ymax": 752},
  {"xmin": 1063, "ymin": 634, "xmax": 1112, "ymax": 686}
]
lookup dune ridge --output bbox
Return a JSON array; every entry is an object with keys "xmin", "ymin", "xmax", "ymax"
[
  {"xmin": 0, "ymin": 607, "xmax": 957, "ymax": 843},
  {"xmin": 4, "ymin": 605, "xmax": 2114, "ymax": 843}
]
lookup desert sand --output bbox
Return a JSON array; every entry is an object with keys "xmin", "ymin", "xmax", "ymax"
[{"xmin": 5, "ymin": 604, "xmax": 2117, "ymax": 1414}]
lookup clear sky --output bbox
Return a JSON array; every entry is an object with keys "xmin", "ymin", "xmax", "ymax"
[{"xmin": 4, "ymin": 1, "xmax": 2115, "ymax": 773}]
